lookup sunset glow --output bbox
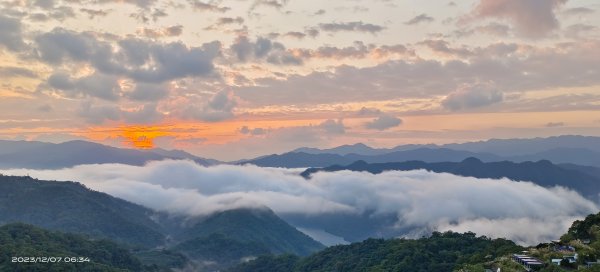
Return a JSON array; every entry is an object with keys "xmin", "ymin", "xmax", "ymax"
[{"xmin": 0, "ymin": 0, "xmax": 599, "ymax": 160}]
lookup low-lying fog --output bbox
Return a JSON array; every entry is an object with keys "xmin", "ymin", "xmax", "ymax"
[{"xmin": 4, "ymin": 160, "xmax": 597, "ymax": 246}]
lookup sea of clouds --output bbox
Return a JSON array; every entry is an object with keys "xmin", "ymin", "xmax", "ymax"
[{"xmin": 4, "ymin": 160, "xmax": 597, "ymax": 245}]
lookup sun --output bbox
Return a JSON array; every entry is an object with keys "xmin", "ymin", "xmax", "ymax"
[{"xmin": 120, "ymin": 126, "xmax": 172, "ymax": 149}]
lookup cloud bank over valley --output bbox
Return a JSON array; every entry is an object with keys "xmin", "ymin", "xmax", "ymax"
[{"xmin": 3, "ymin": 160, "xmax": 596, "ymax": 245}]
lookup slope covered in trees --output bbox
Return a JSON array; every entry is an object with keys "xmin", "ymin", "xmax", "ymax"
[
  {"xmin": 0, "ymin": 223, "xmax": 147, "ymax": 272},
  {"xmin": 0, "ymin": 175, "xmax": 166, "ymax": 247},
  {"xmin": 229, "ymin": 232, "xmax": 522, "ymax": 272}
]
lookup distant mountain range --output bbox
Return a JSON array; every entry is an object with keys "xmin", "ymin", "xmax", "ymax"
[
  {"xmin": 244, "ymin": 147, "xmax": 600, "ymax": 168},
  {"xmin": 0, "ymin": 140, "xmax": 218, "ymax": 169},
  {"xmin": 245, "ymin": 135, "xmax": 600, "ymax": 168},
  {"xmin": 294, "ymin": 135, "xmax": 600, "ymax": 156},
  {"xmin": 301, "ymin": 158, "xmax": 600, "ymax": 199},
  {"xmin": 0, "ymin": 175, "xmax": 323, "ymax": 270},
  {"xmin": 2, "ymin": 135, "xmax": 600, "ymax": 169}
]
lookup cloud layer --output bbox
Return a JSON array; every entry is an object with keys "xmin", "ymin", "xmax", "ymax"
[{"xmin": 3, "ymin": 160, "xmax": 597, "ymax": 245}]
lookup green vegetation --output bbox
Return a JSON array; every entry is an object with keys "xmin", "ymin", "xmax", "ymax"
[
  {"xmin": 0, "ymin": 223, "xmax": 145, "ymax": 272},
  {"xmin": 174, "ymin": 233, "xmax": 270, "ymax": 269},
  {"xmin": 181, "ymin": 208, "xmax": 324, "ymax": 256},
  {"xmin": 0, "ymin": 175, "xmax": 165, "ymax": 247},
  {"xmin": 133, "ymin": 249, "xmax": 189, "ymax": 271},
  {"xmin": 456, "ymin": 211, "xmax": 600, "ymax": 272},
  {"xmin": 229, "ymin": 231, "xmax": 522, "ymax": 272}
]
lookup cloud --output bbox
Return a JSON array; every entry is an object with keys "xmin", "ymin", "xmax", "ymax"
[
  {"xmin": 365, "ymin": 114, "xmax": 402, "ymax": 130},
  {"xmin": 214, "ymin": 17, "xmax": 244, "ymax": 26},
  {"xmin": 545, "ymin": 122, "xmax": 565, "ymax": 128},
  {"xmin": 77, "ymin": 100, "xmax": 121, "ymax": 124},
  {"xmin": 136, "ymin": 25, "xmax": 183, "ymax": 38},
  {"xmin": 4, "ymin": 160, "xmax": 597, "ymax": 245},
  {"xmin": 188, "ymin": 0, "xmax": 230, "ymax": 12},
  {"xmin": 405, "ymin": 14, "xmax": 434, "ymax": 25},
  {"xmin": 97, "ymin": 0, "xmax": 157, "ymax": 8},
  {"xmin": 357, "ymin": 107, "xmax": 382, "ymax": 116},
  {"xmin": 79, "ymin": 8, "xmax": 111, "ymax": 19},
  {"xmin": 442, "ymin": 83, "xmax": 503, "ymax": 111},
  {"xmin": 292, "ymin": 42, "xmax": 409, "ymax": 60},
  {"xmin": 78, "ymin": 100, "xmax": 164, "ymax": 124},
  {"xmin": 563, "ymin": 7, "xmax": 595, "ymax": 16},
  {"xmin": 181, "ymin": 89, "xmax": 237, "ymax": 122},
  {"xmin": 122, "ymin": 103, "xmax": 164, "ymax": 124},
  {"xmin": 240, "ymin": 126, "xmax": 267, "ymax": 136},
  {"xmin": 468, "ymin": 0, "xmax": 567, "ymax": 38},
  {"xmin": 250, "ymin": 0, "xmax": 290, "ymax": 11},
  {"xmin": 317, "ymin": 119, "xmax": 346, "ymax": 134},
  {"xmin": 0, "ymin": 67, "xmax": 38, "ymax": 78},
  {"xmin": 318, "ymin": 21, "xmax": 385, "ymax": 34},
  {"xmin": 229, "ymin": 36, "xmax": 302, "ymax": 65},
  {"xmin": 0, "ymin": 14, "xmax": 25, "ymax": 51},
  {"xmin": 127, "ymin": 82, "xmax": 169, "ymax": 101},
  {"xmin": 564, "ymin": 24, "xmax": 598, "ymax": 39},
  {"xmin": 419, "ymin": 39, "xmax": 471, "ymax": 57},
  {"xmin": 36, "ymin": 28, "xmax": 221, "ymax": 83},
  {"xmin": 47, "ymin": 72, "xmax": 121, "ymax": 101}
]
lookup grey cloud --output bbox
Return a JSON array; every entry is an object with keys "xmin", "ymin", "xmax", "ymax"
[
  {"xmin": 78, "ymin": 100, "xmax": 164, "ymax": 124},
  {"xmin": 319, "ymin": 21, "xmax": 384, "ymax": 34},
  {"xmin": 35, "ymin": 0, "xmax": 55, "ymax": 9},
  {"xmin": 26, "ymin": 2, "xmax": 77, "ymax": 22},
  {"xmin": 419, "ymin": 39, "xmax": 472, "ymax": 57},
  {"xmin": 317, "ymin": 119, "xmax": 346, "ymax": 134},
  {"xmin": 215, "ymin": 17, "xmax": 244, "ymax": 25},
  {"xmin": 80, "ymin": 8, "xmax": 111, "ymax": 19},
  {"xmin": 365, "ymin": 114, "xmax": 402, "ymax": 131},
  {"xmin": 7, "ymin": 161, "xmax": 597, "ymax": 245},
  {"xmin": 469, "ymin": 0, "xmax": 567, "ymax": 38},
  {"xmin": 182, "ymin": 89, "xmax": 237, "ymax": 122},
  {"xmin": 96, "ymin": 0, "xmax": 157, "ymax": 8},
  {"xmin": 0, "ymin": 67, "xmax": 38, "ymax": 78},
  {"xmin": 405, "ymin": 14, "xmax": 434, "ymax": 25},
  {"xmin": 128, "ymin": 83, "xmax": 169, "ymax": 101},
  {"xmin": 35, "ymin": 28, "xmax": 110, "ymax": 64},
  {"xmin": 240, "ymin": 126, "xmax": 267, "ymax": 136},
  {"xmin": 77, "ymin": 101, "xmax": 121, "ymax": 124},
  {"xmin": 564, "ymin": 24, "xmax": 598, "ymax": 39},
  {"xmin": 37, "ymin": 104, "xmax": 53, "ymax": 112},
  {"xmin": 545, "ymin": 122, "xmax": 565, "ymax": 128},
  {"xmin": 129, "ymin": 8, "xmax": 168, "ymax": 23},
  {"xmin": 0, "ymin": 14, "xmax": 25, "ymax": 51},
  {"xmin": 36, "ymin": 29, "xmax": 221, "ymax": 84},
  {"xmin": 136, "ymin": 25, "xmax": 183, "ymax": 38},
  {"xmin": 457, "ymin": 23, "xmax": 511, "ymax": 37},
  {"xmin": 235, "ymin": 40, "xmax": 600, "ymax": 107},
  {"xmin": 47, "ymin": 73, "xmax": 121, "ymax": 101},
  {"xmin": 250, "ymin": 0, "xmax": 290, "ymax": 11},
  {"xmin": 442, "ymin": 83, "xmax": 503, "ymax": 111},
  {"xmin": 563, "ymin": 7, "xmax": 595, "ymax": 16},
  {"xmin": 229, "ymin": 36, "xmax": 301, "ymax": 65},
  {"xmin": 357, "ymin": 107, "xmax": 382, "ymax": 116},
  {"xmin": 189, "ymin": 0, "xmax": 230, "ymax": 12},
  {"xmin": 283, "ymin": 31, "xmax": 306, "ymax": 39},
  {"xmin": 293, "ymin": 42, "xmax": 409, "ymax": 60},
  {"xmin": 122, "ymin": 103, "xmax": 164, "ymax": 124}
]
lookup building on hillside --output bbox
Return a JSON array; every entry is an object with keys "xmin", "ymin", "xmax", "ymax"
[{"xmin": 512, "ymin": 254, "xmax": 543, "ymax": 271}]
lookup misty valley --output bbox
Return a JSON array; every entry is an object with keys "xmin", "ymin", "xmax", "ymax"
[{"xmin": 1, "ymin": 136, "xmax": 600, "ymax": 271}]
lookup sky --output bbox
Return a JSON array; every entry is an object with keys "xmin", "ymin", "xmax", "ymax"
[{"xmin": 0, "ymin": 0, "xmax": 599, "ymax": 160}]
